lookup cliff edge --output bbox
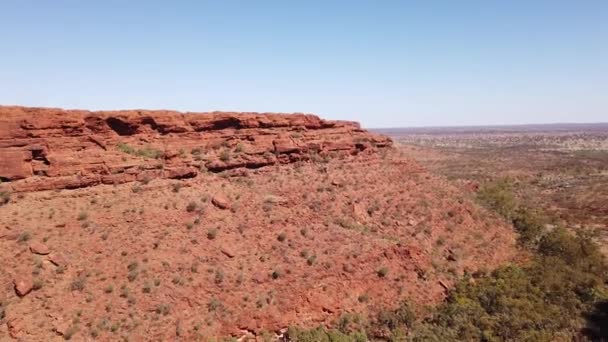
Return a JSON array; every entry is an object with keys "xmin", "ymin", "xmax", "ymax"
[{"xmin": 0, "ymin": 106, "xmax": 391, "ymax": 191}]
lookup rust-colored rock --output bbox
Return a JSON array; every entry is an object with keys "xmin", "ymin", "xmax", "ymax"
[
  {"xmin": 263, "ymin": 195, "xmax": 288, "ymax": 206},
  {"xmin": 7, "ymin": 318, "xmax": 26, "ymax": 338},
  {"xmin": 0, "ymin": 150, "xmax": 32, "ymax": 180},
  {"xmin": 212, "ymin": 195, "xmax": 230, "ymax": 210},
  {"xmin": 48, "ymin": 253, "xmax": 68, "ymax": 267},
  {"xmin": 165, "ymin": 166, "xmax": 198, "ymax": 179},
  {"xmin": 29, "ymin": 241, "xmax": 50, "ymax": 255},
  {"xmin": 221, "ymin": 246, "xmax": 236, "ymax": 258},
  {"xmin": 0, "ymin": 106, "xmax": 392, "ymax": 192},
  {"xmin": 14, "ymin": 277, "xmax": 34, "ymax": 297}
]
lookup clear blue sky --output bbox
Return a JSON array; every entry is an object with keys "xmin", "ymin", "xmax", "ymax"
[{"xmin": 1, "ymin": 1, "xmax": 606, "ymax": 127}]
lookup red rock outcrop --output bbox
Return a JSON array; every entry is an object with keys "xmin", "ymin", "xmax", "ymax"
[
  {"xmin": 13, "ymin": 278, "xmax": 34, "ymax": 297},
  {"xmin": 0, "ymin": 107, "xmax": 519, "ymax": 340},
  {"xmin": 0, "ymin": 106, "xmax": 391, "ymax": 192}
]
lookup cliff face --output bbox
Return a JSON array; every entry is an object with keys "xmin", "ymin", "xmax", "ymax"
[{"xmin": 0, "ymin": 106, "xmax": 391, "ymax": 191}]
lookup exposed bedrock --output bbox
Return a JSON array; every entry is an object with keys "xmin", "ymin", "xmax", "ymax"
[{"xmin": 0, "ymin": 106, "xmax": 392, "ymax": 191}]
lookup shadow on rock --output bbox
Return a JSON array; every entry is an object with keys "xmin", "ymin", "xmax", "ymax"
[{"xmin": 583, "ymin": 300, "xmax": 608, "ymax": 341}]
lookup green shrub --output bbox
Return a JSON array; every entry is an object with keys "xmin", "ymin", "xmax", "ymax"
[
  {"xmin": 186, "ymin": 201, "xmax": 197, "ymax": 212},
  {"xmin": 286, "ymin": 326, "xmax": 366, "ymax": 342},
  {"xmin": 117, "ymin": 143, "xmax": 163, "ymax": 159},
  {"xmin": 277, "ymin": 232, "xmax": 287, "ymax": 242},
  {"xmin": 141, "ymin": 282, "xmax": 152, "ymax": 294},
  {"xmin": 17, "ymin": 231, "xmax": 31, "ymax": 243},
  {"xmin": 478, "ymin": 179, "xmax": 546, "ymax": 247},
  {"xmin": 214, "ymin": 269, "xmax": 224, "ymax": 284},
  {"xmin": 306, "ymin": 255, "xmax": 316, "ymax": 266},
  {"xmin": 77, "ymin": 211, "xmax": 88, "ymax": 221},
  {"xmin": 208, "ymin": 297, "xmax": 222, "ymax": 312},
  {"xmin": 127, "ymin": 270, "xmax": 138, "ymax": 282},
  {"xmin": 170, "ymin": 275, "xmax": 184, "ymax": 286},
  {"xmin": 63, "ymin": 325, "xmax": 79, "ymax": 340},
  {"xmin": 476, "ymin": 180, "xmax": 517, "ymax": 219},
  {"xmin": 70, "ymin": 277, "xmax": 86, "ymax": 291},
  {"xmin": 410, "ymin": 227, "xmax": 607, "ymax": 341},
  {"xmin": 117, "ymin": 142, "xmax": 136, "ymax": 155},
  {"xmin": 219, "ymin": 149, "xmax": 231, "ymax": 162},
  {"xmin": 537, "ymin": 227, "xmax": 603, "ymax": 269},
  {"xmin": 376, "ymin": 302, "xmax": 416, "ymax": 330},
  {"xmin": 0, "ymin": 191, "xmax": 10, "ymax": 206},
  {"xmin": 512, "ymin": 207, "xmax": 545, "ymax": 246},
  {"xmin": 32, "ymin": 279, "xmax": 44, "ymax": 290},
  {"xmin": 127, "ymin": 261, "xmax": 138, "ymax": 272},
  {"xmin": 377, "ymin": 267, "xmax": 389, "ymax": 278},
  {"xmin": 155, "ymin": 303, "xmax": 171, "ymax": 316}
]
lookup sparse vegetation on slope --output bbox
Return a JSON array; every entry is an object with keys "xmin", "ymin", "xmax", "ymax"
[
  {"xmin": 0, "ymin": 191, "xmax": 10, "ymax": 206},
  {"xmin": 289, "ymin": 180, "xmax": 607, "ymax": 341},
  {"xmin": 409, "ymin": 227, "xmax": 607, "ymax": 341},
  {"xmin": 0, "ymin": 148, "xmax": 517, "ymax": 340},
  {"xmin": 424, "ymin": 183, "xmax": 607, "ymax": 340}
]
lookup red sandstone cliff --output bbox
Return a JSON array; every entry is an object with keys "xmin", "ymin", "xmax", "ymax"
[
  {"xmin": 0, "ymin": 106, "xmax": 391, "ymax": 191},
  {"xmin": 0, "ymin": 106, "xmax": 520, "ymax": 341}
]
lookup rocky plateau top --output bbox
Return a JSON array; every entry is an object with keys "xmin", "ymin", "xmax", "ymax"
[{"xmin": 0, "ymin": 106, "xmax": 392, "ymax": 192}]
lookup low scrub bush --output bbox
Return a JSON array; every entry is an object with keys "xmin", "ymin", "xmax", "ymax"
[
  {"xmin": 117, "ymin": 143, "xmax": 163, "ymax": 159},
  {"xmin": 0, "ymin": 191, "xmax": 10, "ymax": 206},
  {"xmin": 287, "ymin": 326, "xmax": 367, "ymax": 342}
]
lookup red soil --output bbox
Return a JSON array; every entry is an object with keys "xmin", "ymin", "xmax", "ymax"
[{"xmin": 0, "ymin": 106, "xmax": 516, "ymax": 341}]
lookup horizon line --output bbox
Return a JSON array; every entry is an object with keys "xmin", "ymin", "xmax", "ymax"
[{"xmin": 367, "ymin": 122, "xmax": 608, "ymax": 130}]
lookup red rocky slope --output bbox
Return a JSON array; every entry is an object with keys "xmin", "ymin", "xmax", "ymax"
[{"xmin": 0, "ymin": 106, "xmax": 517, "ymax": 341}]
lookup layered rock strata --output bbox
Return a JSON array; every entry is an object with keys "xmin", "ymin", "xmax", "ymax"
[{"xmin": 0, "ymin": 106, "xmax": 391, "ymax": 191}]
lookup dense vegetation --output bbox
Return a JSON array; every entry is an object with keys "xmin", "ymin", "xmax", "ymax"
[
  {"xmin": 408, "ymin": 228, "xmax": 607, "ymax": 341},
  {"xmin": 288, "ymin": 180, "xmax": 608, "ymax": 341}
]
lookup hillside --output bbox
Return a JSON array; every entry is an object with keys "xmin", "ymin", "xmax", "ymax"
[{"xmin": 0, "ymin": 106, "xmax": 517, "ymax": 341}]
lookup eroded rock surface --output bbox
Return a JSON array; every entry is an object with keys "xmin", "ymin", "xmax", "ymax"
[
  {"xmin": 29, "ymin": 241, "xmax": 50, "ymax": 255},
  {"xmin": 0, "ymin": 106, "xmax": 391, "ymax": 192}
]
